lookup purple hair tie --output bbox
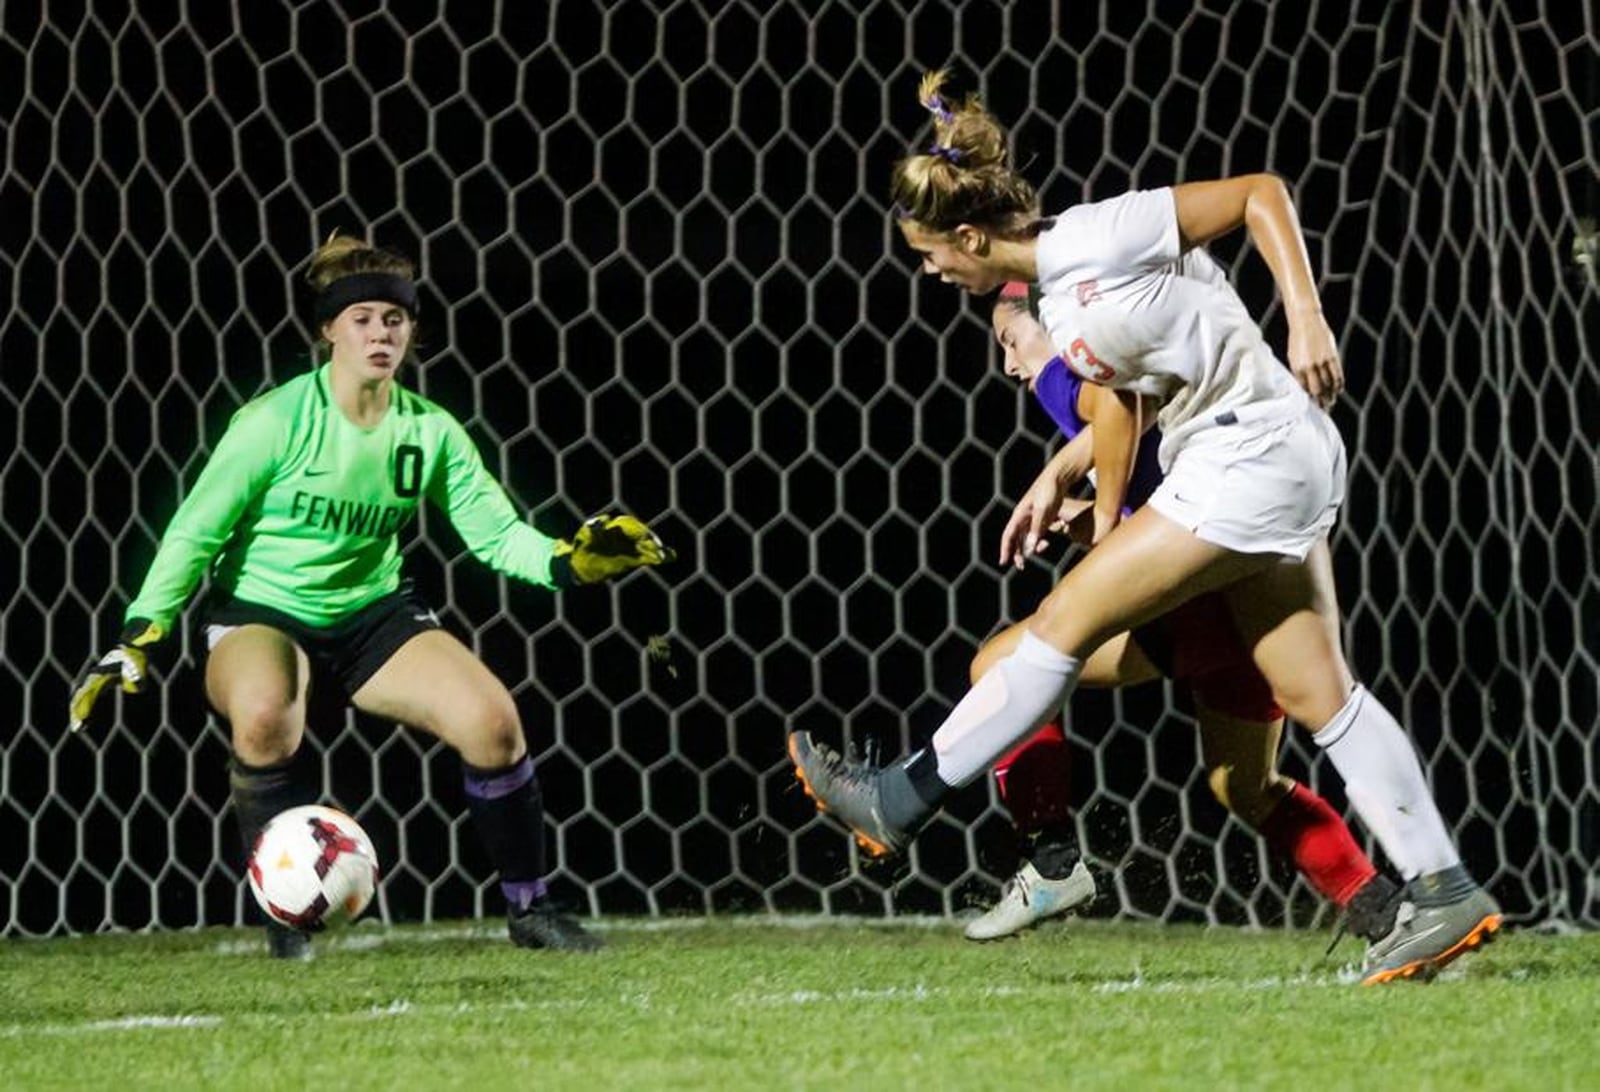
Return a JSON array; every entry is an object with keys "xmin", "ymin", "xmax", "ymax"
[
  {"xmin": 925, "ymin": 93, "xmax": 955, "ymax": 124},
  {"xmin": 927, "ymin": 143, "xmax": 963, "ymax": 164}
]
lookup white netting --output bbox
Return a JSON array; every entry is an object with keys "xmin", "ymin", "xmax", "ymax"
[{"xmin": 1, "ymin": 1, "xmax": 1594, "ymax": 935}]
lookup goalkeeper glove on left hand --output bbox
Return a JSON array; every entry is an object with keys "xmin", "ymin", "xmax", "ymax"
[
  {"xmin": 68, "ymin": 618, "xmax": 165, "ymax": 734},
  {"xmin": 551, "ymin": 514, "xmax": 675, "ymax": 587}
]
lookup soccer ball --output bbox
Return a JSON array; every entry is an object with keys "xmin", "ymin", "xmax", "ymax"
[{"xmin": 247, "ymin": 805, "xmax": 379, "ymax": 932}]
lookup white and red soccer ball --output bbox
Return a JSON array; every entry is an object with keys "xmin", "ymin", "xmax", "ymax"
[{"xmin": 247, "ymin": 805, "xmax": 379, "ymax": 932}]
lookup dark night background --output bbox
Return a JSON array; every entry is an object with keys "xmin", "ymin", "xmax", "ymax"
[{"xmin": 1, "ymin": 0, "xmax": 1595, "ymax": 935}]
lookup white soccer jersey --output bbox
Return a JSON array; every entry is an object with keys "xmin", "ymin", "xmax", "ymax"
[{"xmin": 1034, "ymin": 188, "xmax": 1311, "ymax": 470}]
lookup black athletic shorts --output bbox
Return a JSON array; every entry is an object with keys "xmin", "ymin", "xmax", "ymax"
[{"xmin": 201, "ymin": 582, "xmax": 444, "ymax": 698}]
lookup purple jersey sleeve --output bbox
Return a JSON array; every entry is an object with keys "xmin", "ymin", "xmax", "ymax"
[
  {"xmin": 1032, "ymin": 357, "xmax": 1165, "ymax": 512},
  {"xmin": 1033, "ymin": 356, "xmax": 1089, "ymax": 441}
]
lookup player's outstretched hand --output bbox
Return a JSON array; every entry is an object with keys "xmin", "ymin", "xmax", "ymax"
[
  {"xmin": 999, "ymin": 495, "xmax": 1048, "ymax": 570},
  {"xmin": 1000, "ymin": 461, "xmax": 1086, "ymax": 569},
  {"xmin": 68, "ymin": 618, "xmax": 165, "ymax": 733},
  {"xmin": 552, "ymin": 513, "xmax": 675, "ymax": 586}
]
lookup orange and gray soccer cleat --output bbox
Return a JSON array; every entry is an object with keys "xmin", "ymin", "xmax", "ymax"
[
  {"xmin": 1360, "ymin": 874, "xmax": 1502, "ymax": 985},
  {"xmin": 787, "ymin": 731, "xmax": 909, "ymax": 858}
]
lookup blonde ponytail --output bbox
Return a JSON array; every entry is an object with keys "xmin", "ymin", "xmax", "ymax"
[{"xmin": 891, "ymin": 69, "xmax": 1038, "ymax": 235}]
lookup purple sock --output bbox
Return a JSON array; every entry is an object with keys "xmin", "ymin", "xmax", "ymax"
[
  {"xmin": 462, "ymin": 755, "xmax": 549, "ymax": 911},
  {"xmin": 502, "ymin": 879, "xmax": 550, "ymax": 912}
]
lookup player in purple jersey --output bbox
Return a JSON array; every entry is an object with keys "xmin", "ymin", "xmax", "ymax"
[
  {"xmin": 791, "ymin": 70, "xmax": 1499, "ymax": 984},
  {"xmin": 70, "ymin": 234, "xmax": 673, "ymax": 958}
]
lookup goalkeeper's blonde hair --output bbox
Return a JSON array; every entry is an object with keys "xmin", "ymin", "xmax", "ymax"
[
  {"xmin": 889, "ymin": 70, "xmax": 1040, "ymax": 236},
  {"xmin": 305, "ymin": 232, "xmax": 416, "ymax": 290}
]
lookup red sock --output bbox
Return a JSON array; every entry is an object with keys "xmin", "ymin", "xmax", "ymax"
[
  {"xmin": 993, "ymin": 721, "xmax": 1072, "ymax": 835},
  {"xmin": 1258, "ymin": 782, "xmax": 1377, "ymax": 906}
]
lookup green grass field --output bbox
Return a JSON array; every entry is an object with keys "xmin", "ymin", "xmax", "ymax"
[{"xmin": 4, "ymin": 917, "xmax": 1596, "ymax": 1090}]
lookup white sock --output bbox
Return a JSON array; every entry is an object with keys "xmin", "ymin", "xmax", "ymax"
[
  {"xmin": 1313, "ymin": 685, "xmax": 1460, "ymax": 880},
  {"xmin": 930, "ymin": 631, "xmax": 1081, "ymax": 787}
]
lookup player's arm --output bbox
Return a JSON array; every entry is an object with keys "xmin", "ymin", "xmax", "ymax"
[
  {"xmin": 1045, "ymin": 429, "xmax": 1094, "ymax": 485},
  {"xmin": 124, "ymin": 404, "xmax": 283, "ymax": 628},
  {"xmin": 426, "ymin": 421, "xmax": 562, "ymax": 586},
  {"xmin": 1079, "ymin": 382, "xmax": 1141, "ymax": 545},
  {"xmin": 998, "ymin": 430, "xmax": 1092, "ymax": 568},
  {"xmin": 1170, "ymin": 175, "xmax": 1343, "ymax": 407},
  {"xmin": 429, "ymin": 420, "xmax": 670, "ymax": 588},
  {"xmin": 72, "ymin": 404, "xmax": 280, "ymax": 732}
]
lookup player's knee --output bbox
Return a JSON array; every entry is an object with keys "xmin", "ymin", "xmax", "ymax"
[
  {"xmin": 446, "ymin": 689, "xmax": 524, "ymax": 768},
  {"xmin": 1030, "ymin": 590, "xmax": 1114, "ymax": 660},
  {"xmin": 1271, "ymin": 684, "xmax": 1342, "ymax": 728},
  {"xmin": 227, "ymin": 698, "xmax": 301, "ymax": 764},
  {"xmin": 1257, "ymin": 661, "xmax": 1352, "ymax": 727},
  {"xmin": 969, "ymin": 626, "xmax": 1022, "ymax": 684}
]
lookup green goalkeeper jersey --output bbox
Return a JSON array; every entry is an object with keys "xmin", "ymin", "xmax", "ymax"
[{"xmin": 125, "ymin": 364, "xmax": 560, "ymax": 630}]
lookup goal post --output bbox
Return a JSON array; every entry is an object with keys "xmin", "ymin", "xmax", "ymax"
[{"xmin": 2, "ymin": 1, "xmax": 1594, "ymax": 935}]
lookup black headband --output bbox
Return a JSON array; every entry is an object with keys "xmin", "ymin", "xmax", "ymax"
[{"xmin": 313, "ymin": 272, "xmax": 419, "ymax": 324}]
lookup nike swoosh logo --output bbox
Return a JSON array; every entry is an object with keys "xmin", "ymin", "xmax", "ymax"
[
  {"xmin": 1401, "ymin": 921, "xmax": 1450, "ymax": 947},
  {"xmin": 304, "ymin": 469, "xmax": 330, "ymax": 477}
]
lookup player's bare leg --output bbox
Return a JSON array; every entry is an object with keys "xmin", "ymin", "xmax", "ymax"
[
  {"xmin": 1223, "ymin": 544, "xmax": 1501, "ymax": 982},
  {"xmin": 791, "ymin": 514, "xmax": 1498, "ymax": 979},
  {"xmin": 791, "ymin": 508, "xmax": 1257, "ymax": 856},
  {"xmin": 207, "ymin": 625, "xmax": 317, "ymax": 960},
  {"xmin": 353, "ymin": 629, "xmax": 524, "ymax": 767},
  {"xmin": 1197, "ymin": 702, "xmax": 1400, "ymax": 943},
  {"xmin": 208, "ymin": 624, "xmax": 312, "ymax": 766},
  {"xmin": 963, "ymin": 628, "xmax": 1159, "ymax": 939},
  {"xmin": 355, "ymin": 631, "xmax": 601, "ymax": 952}
]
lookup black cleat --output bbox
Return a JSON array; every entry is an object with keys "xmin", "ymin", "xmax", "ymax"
[
  {"xmin": 1344, "ymin": 873, "xmax": 1403, "ymax": 943},
  {"xmin": 266, "ymin": 921, "xmax": 313, "ymax": 962},
  {"xmin": 508, "ymin": 902, "xmax": 604, "ymax": 952}
]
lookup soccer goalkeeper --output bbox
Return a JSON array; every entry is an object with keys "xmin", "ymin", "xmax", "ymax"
[{"xmin": 69, "ymin": 233, "xmax": 672, "ymax": 959}]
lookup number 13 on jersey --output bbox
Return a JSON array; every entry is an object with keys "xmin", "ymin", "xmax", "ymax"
[{"xmin": 1065, "ymin": 337, "xmax": 1116, "ymax": 382}]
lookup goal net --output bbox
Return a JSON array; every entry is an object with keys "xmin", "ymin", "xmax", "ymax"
[{"xmin": 3, "ymin": 1, "xmax": 1594, "ymax": 935}]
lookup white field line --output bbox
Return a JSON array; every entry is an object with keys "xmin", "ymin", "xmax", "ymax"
[
  {"xmin": 210, "ymin": 914, "xmax": 954, "ymax": 955},
  {"xmin": 1092, "ymin": 970, "xmax": 1364, "ymax": 991},
  {"xmin": 3, "ymin": 918, "xmax": 1406, "ymax": 1039},
  {"xmin": 1, "ymin": 971, "xmax": 1388, "ymax": 1041},
  {"xmin": 1, "ymin": 1014, "xmax": 224, "ymax": 1038}
]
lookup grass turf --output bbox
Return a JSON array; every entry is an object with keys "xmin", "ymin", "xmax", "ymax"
[{"xmin": 3, "ymin": 917, "xmax": 1597, "ymax": 1090}]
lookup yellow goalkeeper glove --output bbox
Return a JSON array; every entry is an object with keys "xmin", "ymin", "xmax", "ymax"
[
  {"xmin": 68, "ymin": 618, "xmax": 165, "ymax": 734},
  {"xmin": 551, "ymin": 514, "xmax": 675, "ymax": 587}
]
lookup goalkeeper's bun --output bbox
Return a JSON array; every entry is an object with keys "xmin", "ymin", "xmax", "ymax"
[
  {"xmin": 305, "ymin": 231, "xmax": 416, "ymax": 289},
  {"xmin": 889, "ymin": 69, "xmax": 1039, "ymax": 234}
]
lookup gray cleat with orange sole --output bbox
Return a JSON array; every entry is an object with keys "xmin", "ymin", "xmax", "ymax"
[
  {"xmin": 788, "ymin": 731, "xmax": 909, "ymax": 858},
  {"xmin": 1361, "ymin": 868, "xmax": 1502, "ymax": 985}
]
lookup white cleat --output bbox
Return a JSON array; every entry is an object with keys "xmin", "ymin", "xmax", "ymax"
[{"xmin": 964, "ymin": 860, "xmax": 1095, "ymax": 941}]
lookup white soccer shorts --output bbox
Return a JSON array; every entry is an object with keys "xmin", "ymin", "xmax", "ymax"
[{"xmin": 1148, "ymin": 403, "xmax": 1346, "ymax": 560}]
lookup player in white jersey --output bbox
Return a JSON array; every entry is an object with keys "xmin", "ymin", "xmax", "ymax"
[{"xmin": 789, "ymin": 70, "xmax": 1501, "ymax": 984}]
